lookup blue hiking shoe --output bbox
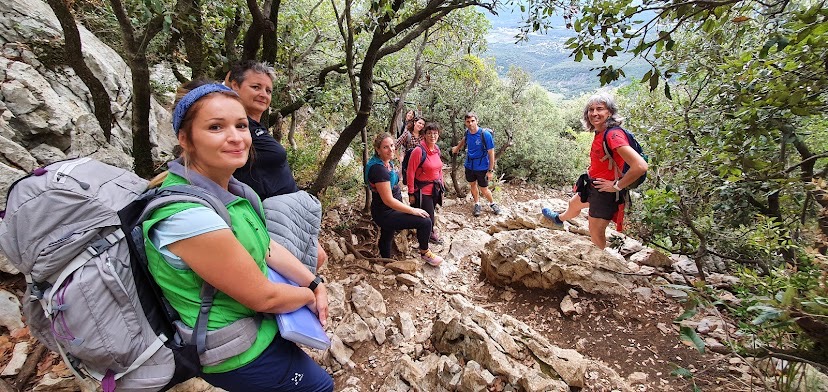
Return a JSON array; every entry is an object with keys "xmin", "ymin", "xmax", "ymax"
[{"xmin": 541, "ymin": 208, "xmax": 564, "ymax": 226}]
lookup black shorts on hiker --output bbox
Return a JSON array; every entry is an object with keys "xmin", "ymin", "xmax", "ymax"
[
  {"xmin": 465, "ymin": 167, "xmax": 489, "ymax": 188},
  {"xmin": 587, "ymin": 183, "xmax": 621, "ymax": 220}
]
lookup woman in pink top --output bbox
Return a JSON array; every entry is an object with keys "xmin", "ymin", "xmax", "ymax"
[{"xmin": 407, "ymin": 122, "xmax": 446, "ymax": 244}]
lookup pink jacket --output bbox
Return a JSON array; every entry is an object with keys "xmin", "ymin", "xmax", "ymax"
[{"xmin": 406, "ymin": 140, "xmax": 443, "ymax": 196}]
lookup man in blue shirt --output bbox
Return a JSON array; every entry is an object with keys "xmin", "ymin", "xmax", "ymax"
[{"xmin": 450, "ymin": 112, "xmax": 501, "ymax": 216}]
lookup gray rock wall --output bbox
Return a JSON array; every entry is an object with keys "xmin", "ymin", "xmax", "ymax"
[{"xmin": 0, "ymin": 0, "xmax": 176, "ymax": 209}]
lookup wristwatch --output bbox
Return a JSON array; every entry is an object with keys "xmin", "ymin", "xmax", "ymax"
[
  {"xmin": 487, "ymin": 169, "xmax": 494, "ymax": 173},
  {"xmin": 308, "ymin": 276, "xmax": 323, "ymax": 292},
  {"xmin": 612, "ymin": 181, "xmax": 622, "ymax": 191}
]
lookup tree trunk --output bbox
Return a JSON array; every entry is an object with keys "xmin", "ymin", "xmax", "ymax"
[
  {"xmin": 448, "ymin": 109, "xmax": 464, "ymax": 196},
  {"xmin": 47, "ymin": 0, "xmax": 113, "ymax": 143},
  {"xmin": 130, "ymin": 58, "xmax": 155, "ymax": 178},
  {"xmin": 261, "ymin": 0, "xmax": 281, "ymax": 65},
  {"xmin": 176, "ymin": 0, "xmax": 207, "ymax": 79}
]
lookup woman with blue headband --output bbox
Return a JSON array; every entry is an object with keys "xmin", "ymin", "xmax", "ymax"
[{"xmin": 144, "ymin": 82, "xmax": 334, "ymax": 391}]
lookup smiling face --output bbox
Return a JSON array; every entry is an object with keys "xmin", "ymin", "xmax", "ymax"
[
  {"xmin": 375, "ymin": 136, "xmax": 396, "ymax": 162},
  {"xmin": 179, "ymin": 94, "xmax": 251, "ymax": 180},
  {"xmin": 423, "ymin": 127, "xmax": 439, "ymax": 147},
  {"xmin": 230, "ymin": 70, "xmax": 273, "ymax": 121},
  {"xmin": 413, "ymin": 119, "xmax": 425, "ymax": 133},
  {"xmin": 587, "ymin": 102, "xmax": 611, "ymax": 131}
]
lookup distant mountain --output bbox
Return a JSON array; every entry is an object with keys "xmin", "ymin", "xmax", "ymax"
[{"xmin": 484, "ymin": 8, "xmax": 648, "ymax": 98}]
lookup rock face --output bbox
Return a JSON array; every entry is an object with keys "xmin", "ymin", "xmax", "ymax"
[
  {"xmin": 480, "ymin": 228, "xmax": 642, "ymax": 295},
  {"xmin": 0, "ymin": 0, "xmax": 176, "ymax": 209},
  {"xmin": 380, "ymin": 295, "xmax": 632, "ymax": 392}
]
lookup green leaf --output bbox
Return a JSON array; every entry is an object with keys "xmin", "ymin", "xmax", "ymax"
[
  {"xmin": 649, "ymin": 73, "xmax": 659, "ymax": 91},
  {"xmin": 640, "ymin": 69, "xmax": 652, "ymax": 83},
  {"xmin": 664, "ymin": 82, "xmax": 672, "ymax": 100},
  {"xmin": 680, "ymin": 326, "xmax": 706, "ymax": 353},
  {"xmin": 671, "ymin": 367, "xmax": 693, "ymax": 379}
]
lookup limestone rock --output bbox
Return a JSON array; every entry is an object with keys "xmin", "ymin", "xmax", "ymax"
[
  {"xmin": 395, "ymin": 273, "xmax": 419, "ymax": 287},
  {"xmin": 334, "ymin": 313, "xmax": 372, "ymax": 346},
  {"xmin": 0, "ymin": 289, "xmax": 24, "ymax": 331},
  {"xmin": 397, "ymin": 311, "xmax": 416, "ymax": 340},
  {"xmin": 429, "ymin": 295, "xmax": 631, "ymax": 391},
  {"xmin": 459, "ymin": 360, "xmax": 489, "ymax": 392},
  {"xmin": 28, "ymin": 143, "xmax": 66, "ymax": 165},
  {"xmin": 447, "ymin": 228, "xmax": 492, "ymax": 261},
  {"xmin": 326, "ymin": 282, "xmax": 348, "ymax": 320},
  {"xmin": 326, "ymin": 239, "xmax": 345, "ymax": 262},
  {"xmin": 0, "ymin": 253, "xmax": 20, "ymax": 275},
  {"xmin": 33, "ymin": 374, "xmax": 98, "ymax": 392},
  {"xmin": 480, "ymin": 229, "xmax": 640, "ymax": 295},
  {"xmin": 329, "ymin": 335, "xmax": 355, "ymax": 369},
  {"xmin": 0, "ymin": 161, "xmax": 25, "ymax": 209},
  {"xmin": 167, "ymin": 378, "xmax": 225, "ymax": 392},
  {"xmin": 629, "ymin": 247, "xmax": 672, "ymax": 267},
  {"xmin": 560, "ymin": 295, "xmax": 578, "ymax": 316},
  {"xmin": 351, "ymin": 281, "xmax": 386, "ymax": 320},
  {"xmin": 1, "ymin": 341, "xmax": 29, "ymax": 376},
  {"xmin": 386, "ymin": 259, "xmax": 418, "ymax": 274},
  {"xmin": 628, "ymin": 371, "xmax": 648, "ymax": 384},
  {"xmin": 0, "ymin": 134, "xmax": 37, "ymax": 171},
  {"xmin": 0, "ymin": 0, "xmax": 176, "ymax": 189}
]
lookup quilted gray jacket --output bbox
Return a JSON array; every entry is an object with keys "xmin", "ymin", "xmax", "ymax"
[{"xmin": 262, "ymin": 190, "xmax": 322, "ymax": 274}]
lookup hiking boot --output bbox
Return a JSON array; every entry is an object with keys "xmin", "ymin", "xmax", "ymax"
[
  {"xmin": 541, "ymin": 207, "xmax": 564, "ymax": 226},
  {"xmin": 429, "ymin": 232, "xmax": 443, "ymax": 245},
  {"xmin": 421, "ymin": 250, "xmax": 443, "ymax": 266},
  {"xmin": 490, "ymin": 203, "xmax": 501, "ymax": 215},
  {"xmin": 472, "ymin": 203, "xmax": 482, "ymax": 217}
]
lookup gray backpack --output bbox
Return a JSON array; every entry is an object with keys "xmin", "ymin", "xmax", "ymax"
[{"xmin": 0, "ymin": 157, "xmax": 259, "ymax": 391}]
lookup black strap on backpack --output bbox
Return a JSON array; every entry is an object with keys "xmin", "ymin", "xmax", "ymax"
[{"xmin": 118, "ymin": 184, "xmax": 244, "ymax": 382}]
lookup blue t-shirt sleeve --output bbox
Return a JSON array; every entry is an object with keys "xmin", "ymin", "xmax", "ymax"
[
  {"xmin": 484, "ymin": 130, "xmax": 495, "ymax": 150},
  {"xmin": 149, "ymin": 206, "xmax": 229, "ymax": 269}
]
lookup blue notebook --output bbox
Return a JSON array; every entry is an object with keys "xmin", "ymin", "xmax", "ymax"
[{"xmin": 266, "ymin": 268, "xmax": 331, "ymax": 350}]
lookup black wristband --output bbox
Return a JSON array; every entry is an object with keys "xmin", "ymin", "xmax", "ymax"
[{"xmin": 308, "ymin": 276, "xmax": 323, "ymax": 292}]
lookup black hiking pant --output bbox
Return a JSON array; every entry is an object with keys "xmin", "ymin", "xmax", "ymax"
[{"xmin": 372, "ymin": 209, "xmax": 432, "ymax": 258}]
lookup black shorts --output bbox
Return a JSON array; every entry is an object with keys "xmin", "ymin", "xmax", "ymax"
[
  {"xmin": 464, "ymin": 168, "xmax": 489, "ymax": 188},
  {"xmin": 587, "ymin": 184, "xmax": 622, "ymax": 220}
]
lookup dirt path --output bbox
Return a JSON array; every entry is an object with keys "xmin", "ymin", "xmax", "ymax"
[{"xmin": 321, "ymin": 183, "xmax": 745, "ymax": 391}]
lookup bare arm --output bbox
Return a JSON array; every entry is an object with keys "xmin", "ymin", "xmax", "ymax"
[
  {"xmin": 374, "ymin": 180, "xmax": 428, "ymax": 218},
  {"xmin": 451, "ymin": 137, "xmax": 466, "ymax": 155},
  {"xmin": 593, "ymin": 145, "xmax": 648, "ymax": 192},
  {"xmin": 167, "ymin": 230, "xmax": 315, "ymax": 315}
]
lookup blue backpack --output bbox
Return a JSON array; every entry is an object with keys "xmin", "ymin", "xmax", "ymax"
[{"xmin": 602, "ymin": 127, "xmax": 648, "ymax": 189}]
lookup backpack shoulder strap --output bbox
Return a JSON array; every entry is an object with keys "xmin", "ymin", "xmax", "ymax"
[{"xmin": 133, "ymin": 184, "xmax": 233, "ymax": 355}]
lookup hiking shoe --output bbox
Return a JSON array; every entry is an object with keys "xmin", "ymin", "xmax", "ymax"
[
  {"xmin": 429, "ymin": 232, "xmax": 444, "ymax": 245},
  {"xmin": 473, "ymin": 203, "xmax": 482, "ymax": 217},
  {"xmin": 541, "ymin": 207, "xmax": 564, "ymax": 226},
  {"xmin": 490, "ymin": 203, "xmax": 501, "ymax": 215},
  {"xmin": 421, "ymin": 250, "xmax": 443, "ymax": 266}
]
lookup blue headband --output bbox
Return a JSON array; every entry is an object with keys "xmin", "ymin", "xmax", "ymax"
[{"xmin": 172, "ymin": 84, "xmax": 236, "ymax": 136}]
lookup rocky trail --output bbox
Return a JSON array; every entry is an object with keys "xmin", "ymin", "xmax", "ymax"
[{"xmin": 0, "ymin": 183, "xmax": 783, "ymax": 392}]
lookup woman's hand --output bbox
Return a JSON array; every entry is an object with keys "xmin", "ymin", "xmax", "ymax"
[
  {"xmin": 410, "ymin": 207, "xmax": 428, "ymax": 218},
  {"xmin": 311, "ymin": 284, "xmax": 329, "ymax": 327},
  {"xmin": 592, "ymin": 178, "xmax": 617, "ymax": 193}
]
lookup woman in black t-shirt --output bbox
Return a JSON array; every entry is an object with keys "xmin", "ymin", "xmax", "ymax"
[
  {"xmin": 226, "ymin": 61, "xmax": 327, "ymax": 270},
  {"xmin": 366, "ymin": 133, "xmax": 443, "ymax": 266}
]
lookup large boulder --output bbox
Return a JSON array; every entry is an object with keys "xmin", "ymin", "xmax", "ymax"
[
  {"xmin": 380, "ymin": 295, "xmax": 632, "ymax": 392},
  {"xmin": 480, "ymin": 228, "xmax": 642, "ymax": 295},
  {"xmin": 0, "ymin": 0, "xmax": 177, "ymax": 191}
]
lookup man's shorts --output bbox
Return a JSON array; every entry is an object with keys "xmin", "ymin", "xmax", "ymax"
[
  {"xmin": 587, "ymin": 183, "xmax": 622, "ymax": 220},
  {"xmin": 465, "ymin": 167, "xmax": 489, "ymax": 188}
]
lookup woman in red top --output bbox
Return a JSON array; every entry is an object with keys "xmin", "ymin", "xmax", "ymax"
[
  {"xmin": 541, "ymin": 93, "xmax": 648, "ymax": 249},
  {"xmin": 407, "ymin": 122, "xmax": 445, "ymax": 244}
]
